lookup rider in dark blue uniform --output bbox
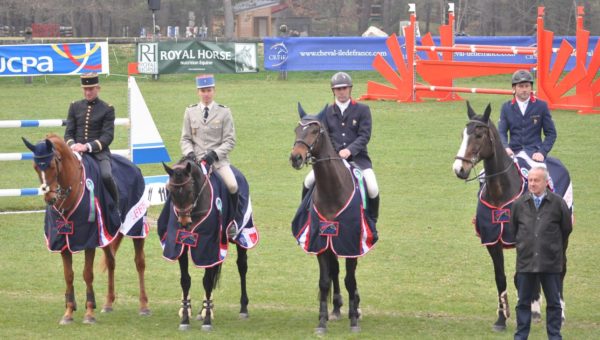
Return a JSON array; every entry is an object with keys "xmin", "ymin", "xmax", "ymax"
[
  {"xmin": 64, "ymin": 73, "xmax": 119, "ymax": 206},
  {"xmin": 498, "ymin": 70, "xmax": 557, "ymax": 162},
  {"xmin": 302, "ymin": 72, "xmax": 380, "ymax": 222}
]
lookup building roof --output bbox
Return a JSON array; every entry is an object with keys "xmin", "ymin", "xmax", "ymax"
[{"xmin": 233, "ymin": 0, "xmax": 280, "ymax": 14}]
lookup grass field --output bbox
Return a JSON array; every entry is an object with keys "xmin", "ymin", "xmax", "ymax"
[{"xmin": 1, "ymin": 45, "xmax": 599, "ymax": 339}]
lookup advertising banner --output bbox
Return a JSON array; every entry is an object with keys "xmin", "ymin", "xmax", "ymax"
[
  {"xmin": 0, "ymin": 42, "xmax": 109, "ymax": 77},
  {"xmin": 137, "ymin": 41, "xmax": 258, "ymax": 74},
  {"xmin": 264, "ymin": 36, "xmax": 599, "ymax": 72}
]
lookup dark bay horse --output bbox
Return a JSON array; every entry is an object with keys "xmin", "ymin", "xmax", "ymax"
[
  {"xmin": 160, "ymin": 159, "xmax": 257, "ymax": 331},
  {"xmin": 452, "ymin": 102, "xmax": 570, "ymax": 331},
  {"xmin": 23, "ymin": 134, "xmax": 150, "ymax": 325},
  {"xmin": 290, "ymin": 104, "xmax": 378, "ymax": 334}
]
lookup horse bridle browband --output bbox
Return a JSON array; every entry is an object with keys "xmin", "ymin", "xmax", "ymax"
[
  {"xmin": 456, "ymin": 119, "xmax": 515, "ymax": 182},
  {"xmin": 38, "ymin": 151, "xmax": 74, "ymax": 211}
]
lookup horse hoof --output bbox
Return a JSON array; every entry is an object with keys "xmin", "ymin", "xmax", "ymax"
[
  {"xmin": 492, "ymin": 324, "xmax": 506, "ymax": 332},
  {"xmin": 239, "ymin": 312, "xmax": 249, "ymax": 319},
  {"xmin": 201, "ymin": 324, "xmax": 213, "ymax": 332},
  {"xmin": 532, "ymin": 312, "xmax": 542, "ymax": 323},
  {"xmin": 196, "ymin": 314, "xmax": 204, "ymax": 321},
  {"xmin": 350, "ymin": 325, "xmax": 361, "ymax": 333},
  {"xmin": 179, "ymin": 324, "xmax": 190, "ymax": 331},
  {"xmin": 82, "ymin": 316, "xmax": 96, "ymax": 324},
  {"xmin": 59, "ymin": 316, "xmax": 73, "ymax": 325},
  {"xmin": 101, "ymin": 306, "xmax": 113, "ymax": 313},
  {"xmin": 329, "ymin": 312, "xmax": 341, "ymax": 321},
  {"xmin": 139, "ymin": 308, "xmax": 151, "ymax": 316},
  {"xmin": 315, "ymin": 327, "xmax": 327, "ymax": 335}
]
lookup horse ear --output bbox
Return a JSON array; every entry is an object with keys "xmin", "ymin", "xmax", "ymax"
[
  {"xmin": 297, "ymin": 102, "xmax": 306, "ymax": 119},
  {"xmin": 466, "ymin": 101, "xmax": 476, "ymax": 119},
  {"xmin": 185, "ymin": 161, "xmax": 192, "ymax": 174},
  {"xmin": 22, "ymin": 137, "xmax": 36, "ymax": 152},
  {"xmin": 482, "ymin": 103, "xmax": 492, "ymax": 123},
  {"xmin": 162, "ymin": 162, "xmax": 174, "ymax": 177},
  {"xmin": 316, "ymin": 104, "xmax": 328, "ymax": 121},
  {"xmin": 45, "ymin": 139, "xmax": 54, "ymax": 153}
]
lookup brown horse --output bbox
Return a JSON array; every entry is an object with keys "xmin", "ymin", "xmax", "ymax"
[
  {"xmin": 160, "ymin": 159, "xmax": 256, "ymax": 331},
  {"xmin": 452, "ymin": 102, "xmax": 570, "ymax": 331},
  {"xmin": 23, "ymin": 134, "xmax": 149, "ymax": 325},
  {"xmin": 290, "ymin": 104, "xmax": 378, "ymax": 334}
]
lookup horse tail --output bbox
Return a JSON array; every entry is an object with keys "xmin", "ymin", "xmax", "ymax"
[{"xmin": 99, "ymin": 234, "xmax": 122, "ymax": 273}]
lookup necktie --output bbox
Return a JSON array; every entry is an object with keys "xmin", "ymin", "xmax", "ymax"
[
  {"xmin": 534, "ymin": 197, "xmax": 541, "ymax": 209},
  {"xmin": 203, "ymin": 107, "xmax": 209, "ymax": 123}
]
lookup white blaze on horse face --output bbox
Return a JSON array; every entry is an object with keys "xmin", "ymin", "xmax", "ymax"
[
  {"xmin": 39, "ymin": 170, "xmax": 50, "ymax": 193},
  {"xmin": 453, "ymin": 127, "xmax": 470, "ymax": 173}
]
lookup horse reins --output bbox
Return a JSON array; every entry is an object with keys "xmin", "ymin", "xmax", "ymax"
[
  {"xmin": 294, "ymin": 120, "xmax": 343, "ymax": 166},
  {"xmin": 38, "ymin": 151, "xmax": 76, "ymax": 213},
  {"xmin": 169, "ymin": 169, "xmax": 210, "ymax": 219}
]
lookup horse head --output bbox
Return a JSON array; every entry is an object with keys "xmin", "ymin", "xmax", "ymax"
[
  {"xmin": 453, "ymin": 101, "xmax": 497, "ymax": 179},
  {"xmin": 163, "ymin": 160, "xmax": 208, "ymax": 227},
  {"xmin": 290, "ymin": 103, "xmax": 328, "ymax": 169},
  {"xmin": 23, "ymin": 134, "xmax": 76, "ymax": 206}
]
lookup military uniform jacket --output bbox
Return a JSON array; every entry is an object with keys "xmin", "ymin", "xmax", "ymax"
[
  {"xmin": 509, "ymin": 190, "xmax": 572, "ymax": 273},
  {"xmin": 64, "ymin": 97, "xmax": 115, "ymax": 161},
  {"xmin": 180, "ymin": 101, "xmax": 235, "ymax": 169},
  {"xmin": 324, "ymin": 100, "xmax": 373, "ymax": 169},
  {"xmin": 497, "ymin": 95, "xmax": 557, "ymax": 157}
]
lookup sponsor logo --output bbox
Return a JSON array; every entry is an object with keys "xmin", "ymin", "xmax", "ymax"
[{"xmin": 268, "ymin": 42, "xmax": 288, "ymax": 67}]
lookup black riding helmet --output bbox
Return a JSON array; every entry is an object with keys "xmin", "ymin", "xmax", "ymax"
[
  {"xmin": 511, "ymin": 69, "xmax": 534, "ymax": 86},
  {"xmin": 330, "ymin": 72, "xmax": 353, "ymax": 89}
]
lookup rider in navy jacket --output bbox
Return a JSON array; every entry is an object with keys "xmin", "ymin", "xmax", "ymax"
[{"xmin": 498, "ymin": 70, "xmax": 557, "ymax": 162}]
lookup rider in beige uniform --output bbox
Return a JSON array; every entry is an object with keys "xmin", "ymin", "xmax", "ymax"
[{"xmin": 180, "ymin": 74, "xmax": 239, "ymax": 221}]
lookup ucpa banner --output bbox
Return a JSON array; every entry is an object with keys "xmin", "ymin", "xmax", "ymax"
[
  {"xmin": 0, "ymin": 42, "xmax": 109, "ymax": 77},
  {"xmin": 136, "ymin": 41, "xmax": 258, "ymax": 74}
]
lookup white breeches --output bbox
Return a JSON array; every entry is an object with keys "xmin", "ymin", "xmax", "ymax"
[
  {"xmin": 304, "ymin": 168, "xmax": 379, "ymax": 198},
  {"xmin": 215, "ymin": 165, "xmax": 238, "ymax": 194}
]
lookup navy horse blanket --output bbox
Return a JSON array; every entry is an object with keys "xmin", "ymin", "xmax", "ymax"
[
  {"xmin": 474, "ymin": 152, "xmax": 573, "ymax": 247},
  {"xmin": 157, "ymin": 166, "xmax": 258, "ymax": 268},
  {"xmin": 44, "ymin": 153, "xmax": 150, "ymax": 253},
  {"xmin": 291, "ymin": 163, "xmax": 378, "ymax": 258}
]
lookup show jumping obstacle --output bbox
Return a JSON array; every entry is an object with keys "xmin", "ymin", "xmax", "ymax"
[{"xmin": 361, "ymin": 3, "xmax": 600, "ymax": 114}]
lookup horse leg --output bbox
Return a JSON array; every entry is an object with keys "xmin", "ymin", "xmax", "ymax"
[
  {"xmin": 200, "ymin": 265, "xmax": 221, "ymax": 331},
  {"xmin": 330, "ymin": 257, "xmax": 343, "ymax": 321},
  {"xmin": 178, "ymin": 253, "xmax": 192, "ymax": 331},
  {"xmin": 236, "ymin": 244, "xmax": 249, "ymax": 319},
  {"xmin": 315, "ymin": 251, "xmax": 332, "ymax": 334},
  {"xmin": 82, "ymin": 248, "xmax": 97, "ymax": 324},
  {"xmin": 133, "ymin": 238, "xmax": 150, "ymax": 316},
  {"xmin": 345, "ymin": 257, "xmax": 361, "ymax": 333},
  {"xmin": 59, "ymin": 250, "xmax": 76, "ymax": 325},
  {"xmin": 486, "ymin": 243, "xmax": 509, "ymax": 332},
  {"xmin": 101, "ymin": 236, "xmax": 117, "ymax": 313}
]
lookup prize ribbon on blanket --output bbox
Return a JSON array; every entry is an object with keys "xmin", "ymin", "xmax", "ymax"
[{"xmin": 85, "ymin": 179, "xmax": 95, "ymax": 222}]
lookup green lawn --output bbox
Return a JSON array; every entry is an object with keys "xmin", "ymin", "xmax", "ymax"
[{"xmin": 0, "ymin": 46, "xmax": 599, "ymax": 339}]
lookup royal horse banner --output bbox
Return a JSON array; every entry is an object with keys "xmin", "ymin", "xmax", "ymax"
[
  {"xmin": 136, "ymin": 41, "xmax": 258, "ymax": 75},
  {"xmin": 0, "ymin": 42, "xmax": 109, "ymax": 77}
]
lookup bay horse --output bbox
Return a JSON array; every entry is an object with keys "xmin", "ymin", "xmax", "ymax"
[
  {"xmin": 289, "ymin": 103, "xmax": 378, "ymax": 334},
  {"xmin": 452, "ymin": 102, "xmax": 570, "ymax": 331},
  {"xmin": 159, "ymin": 159, "xmax": 258, "ymax": 331},
  {"xmin": 23, "ymin": 134, "xmax": 150, "ymax": 325}
]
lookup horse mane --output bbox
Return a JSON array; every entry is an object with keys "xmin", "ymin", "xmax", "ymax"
[{"xmin": 45, "ymin": 133, "xmax": 71, "ymax": 156}]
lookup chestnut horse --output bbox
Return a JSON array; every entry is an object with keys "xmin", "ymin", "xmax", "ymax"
[
  {"xmin": 159, "ymin": 159, "xmax": 257, "ymax": 331},
  {"xmin": 23, "ymin": 134, "xmax": 150, "ymax": 324},
  {"xmin": 452, "ymin": 102, "xmax": 571, "ymax": 331},
  {"xmin": 290, "ymin": 104, "xmax": 378, "ymax": 334}
]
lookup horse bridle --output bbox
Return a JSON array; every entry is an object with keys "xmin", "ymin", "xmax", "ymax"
[
  {"xmin": 293, "ymin": 120, "xmax": 343, "ymax": 166},
  {"xmin": 37, "ymin": 151, "xmax": 73, "ymax": 210},
  {"xmin": 456, "ymin": 119, "xmax": 515, "ymax": 182},
  {"xmin": 169, "ymin": 169, "xmax": 210, "ymax": 219}
]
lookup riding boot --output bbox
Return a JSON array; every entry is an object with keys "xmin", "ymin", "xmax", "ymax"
[
  {"xmin": 367, "ymin": 195, "xmax": 380, "ymax": 223},
  {"xmin": 227, "ymin": 191, "xmax": 240, "ymax": 240},
  {"xmin": 103, "ymin": 176, "xmax": 120, "ymax": 210},
  {"xmin": 301, "ymin": 185, "xmax": 309, "ymax": 202}
]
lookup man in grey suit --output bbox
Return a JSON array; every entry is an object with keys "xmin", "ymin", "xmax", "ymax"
[{"xmin": 180, "ymin": 74, "xmax": 239, "ymax": 235}]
